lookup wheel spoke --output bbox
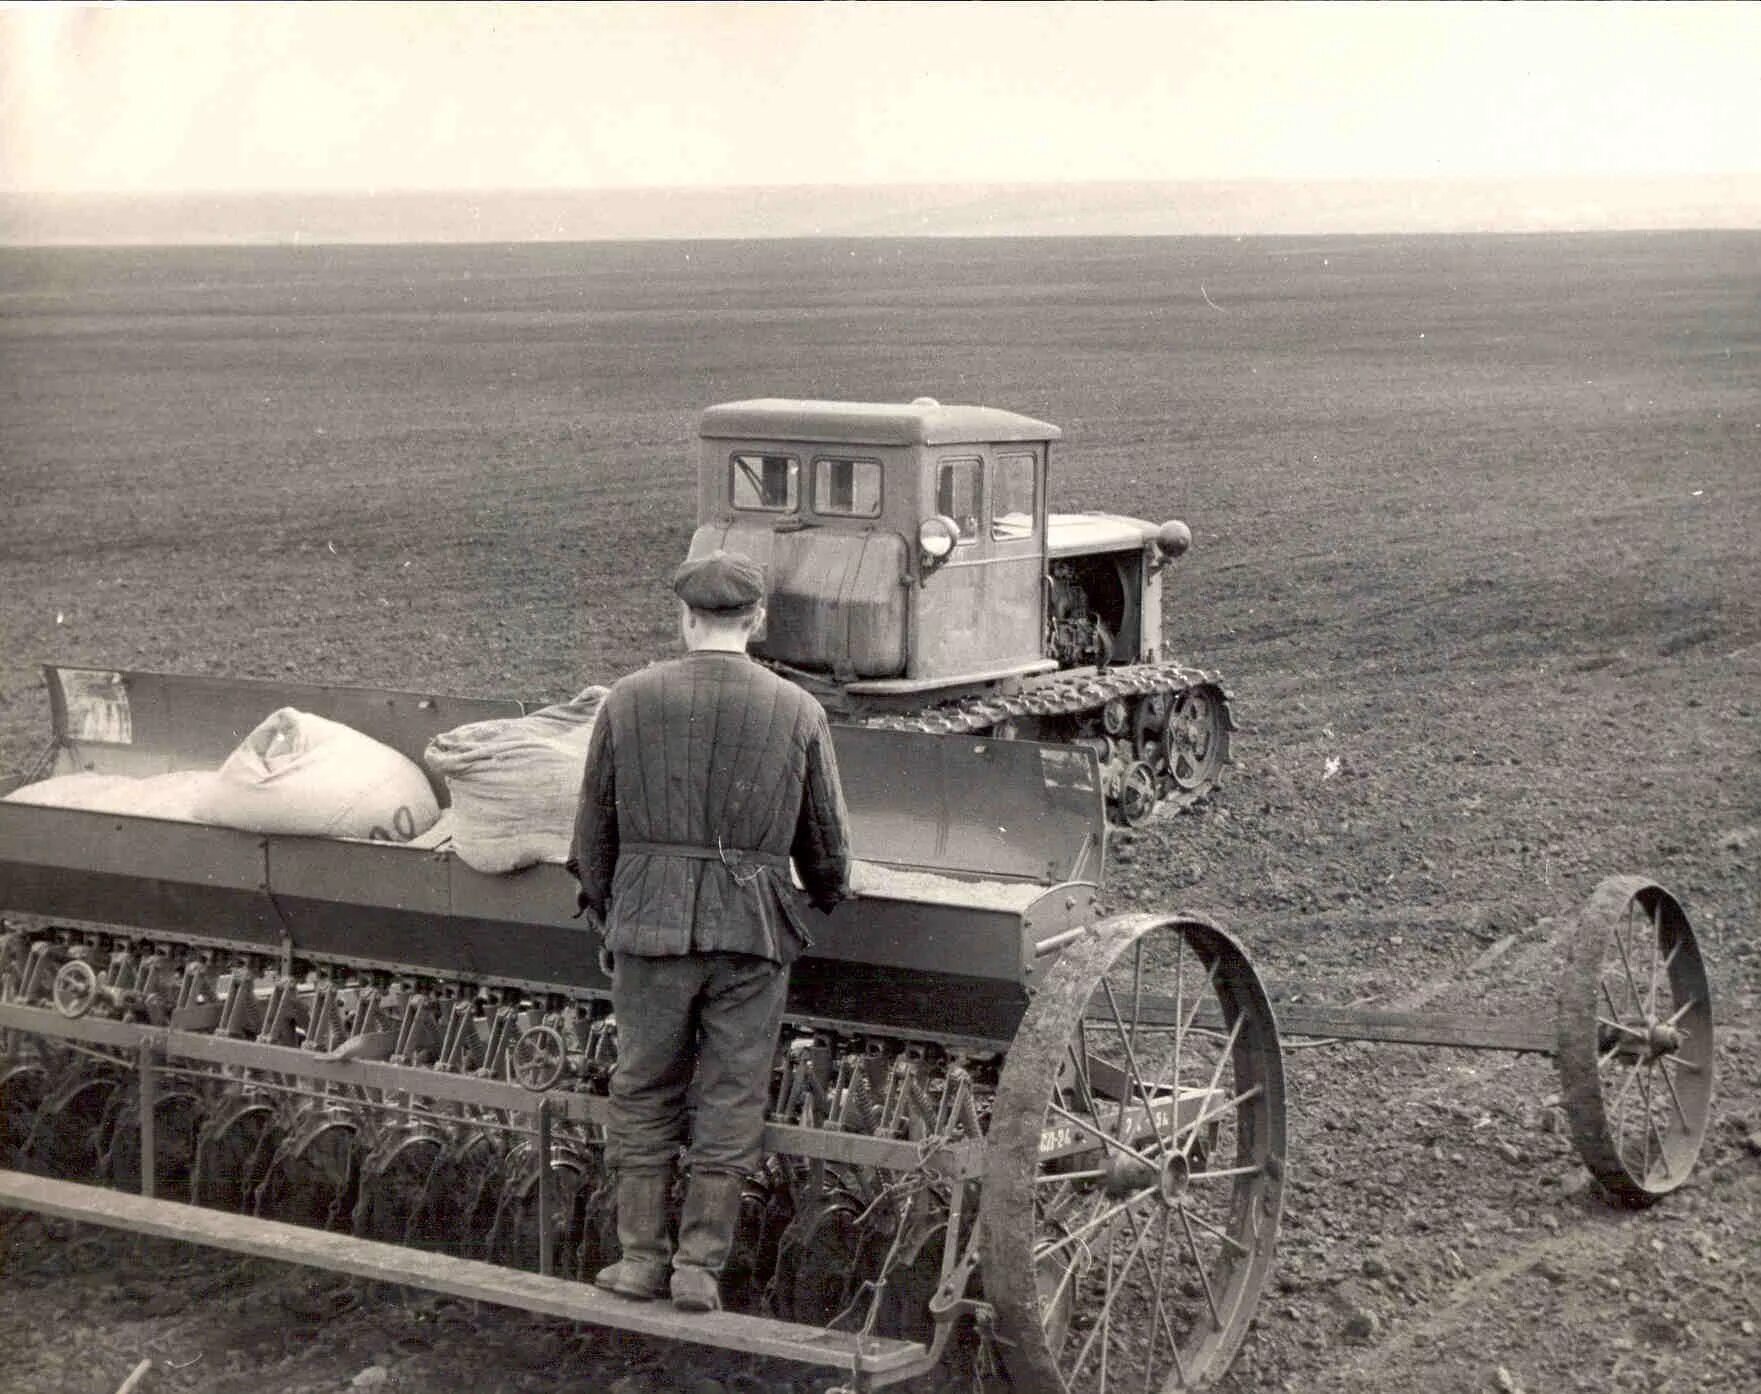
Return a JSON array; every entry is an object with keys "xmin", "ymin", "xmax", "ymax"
[
  {"xmin": 1645, "ymin": 900, "xmax": 1663, "ymax": 1018},
  {"xmin": 1611, "ymin": 910, "xmax": 1645, "ymax": 1017},
  {"xmin": 1179, "ymin": 1083, "xmax": 1261, "ymax": 1157},
  {"xmin": 1638, "ymin": 1068, "xmax": 1654, "ymax": 1178},
  {"xmin": 1657, "ymin": 1060, "xmax": 1693, "ymax": 1135},
  {"xmin": 1610, "ymin": 1063, "xmax": 1640, "ymax": 1165},
  {"xmin": 1175, "ymin": 1203, "xmax": 1225, "ymax": 1330},
  {"xmin": 1066, "ymin": 1039, "xmax": 1102, "ymax": 1119},
  {"xmin": 1188, "ymin": 1015, "xmax": 1243, "ymax": 1146},
  {"xmin": 1097, "ymin": 976, "xmax": 1167, "ymax": 1149},
  {"xmin": 1036, "ymin": 1186, "xmax": 1158, "ymax": 1266},
  {"xmin": 1189, "ymin": 1163, "xmax": 1264, "ymax": 1182},
  {"xmin": 1174, "ymin": 1202, "xmax": 1251, "ymax": 1258},
  {"xmin": 1065, "ymin": 1195, "xmax": 1158, "ymax": 1384},
  {"xmin": 1170, "ymin": 941, "xmax": 1191, "ymax": 1156}
]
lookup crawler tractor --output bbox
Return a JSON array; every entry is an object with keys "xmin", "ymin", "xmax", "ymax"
[{"xmin": 688, "ymin": 398, "xmax": 1232, "ymax": 823}]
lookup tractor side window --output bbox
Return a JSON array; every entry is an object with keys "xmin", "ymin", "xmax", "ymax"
[
  {"xmin": 730, "ymin": 453, "xmax": 799, "ymax": 512},
  {"xmin": 812, "ymin": 457, "xmax": 882, "ymax": 518},
  {"xmin": 993, "ymin": 452, "xmax": 1038, "ymax": 540},
  {"xmin": 936, "ymin": 457, "xmax": 984, "ymax": 543}
]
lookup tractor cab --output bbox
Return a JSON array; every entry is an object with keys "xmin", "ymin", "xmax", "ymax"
[{"xmin": 687, "ymin": 397, "xmax": 1194, "ymax": 720}]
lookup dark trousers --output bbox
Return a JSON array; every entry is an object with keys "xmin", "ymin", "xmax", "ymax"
[{"xmin": 607, "ymin": 951, "xmax": 790, "ymax": 1176}]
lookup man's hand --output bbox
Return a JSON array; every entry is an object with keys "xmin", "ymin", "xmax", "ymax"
[{"xmin": 597, "ymin": 942, "xmax": 615, "ymax": 978}]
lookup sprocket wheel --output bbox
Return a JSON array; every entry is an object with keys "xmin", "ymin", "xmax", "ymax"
[{"xmin": 1162, "ymin": 686, "xmax": 1230, "ymax": 803}]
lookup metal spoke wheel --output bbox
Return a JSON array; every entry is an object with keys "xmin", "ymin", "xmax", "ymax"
[
  {"xmin": 1162, "ymin": 687, "xmax": 1230, "ymax": 798},
  {"xmin": 1557, "ymin": 876, "xmax": 1715, "ymax": 1207},
  {"xmin": 982, "ymin": 913, "xmax": 1285, "ymax": 1392}
]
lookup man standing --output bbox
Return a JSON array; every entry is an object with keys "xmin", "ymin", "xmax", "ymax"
[{"xmin": 568, "ymin": 549, "xmax": 852, "ymax": 1312}]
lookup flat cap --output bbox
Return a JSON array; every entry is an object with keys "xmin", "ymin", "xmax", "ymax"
[{"xmin": 672, "ymin": 549, "xmax": 766, "ymax": 612}]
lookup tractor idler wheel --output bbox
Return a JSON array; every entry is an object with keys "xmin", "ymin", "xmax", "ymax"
[
  {"xmin": 1114, "ymin": 761, "xmax": 1159, "ymax": 828},
  {"xmin": 981, "ymin": 912, "xmax": 1285, "ymax": 1394},
  {"xmin": 1557, "ymin": 876, "xmax": 1715, "ymax": 1207}
]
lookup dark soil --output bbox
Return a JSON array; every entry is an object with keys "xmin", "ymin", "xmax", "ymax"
[{"xmin": 1, "ymin": 232, "xmax": 1757, "ymax": 1393}]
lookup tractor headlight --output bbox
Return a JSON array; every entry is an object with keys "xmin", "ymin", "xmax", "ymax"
[
  {"xmin": 918, "ymin": 515, "xmax": 961, "ymax": 570},
  {"xmin": 1149, "ymin": 519, "xmax": 1192, "ymax": 573},
  {"xmin": 1155, "ymin": 519, "xmax": 1192, "ymax": 561}
]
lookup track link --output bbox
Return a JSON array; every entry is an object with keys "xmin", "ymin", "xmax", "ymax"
[{"xmin": 864, "ymin": 660, "xmax": 1234, "ymax": 818}]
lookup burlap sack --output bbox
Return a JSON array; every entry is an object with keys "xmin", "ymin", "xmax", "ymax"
[
  {"xmin": 191, "ymin": 708, "xmax": 439, "ymax": 841},
  {"xmin": 424, "ymin": 686, "xmax": 608, "ymax": 874}
]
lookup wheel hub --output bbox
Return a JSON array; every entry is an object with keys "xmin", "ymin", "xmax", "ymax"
[
  {"xmin": 1159, "ymin": 1150, "xmax": 1192, "ymax": 1205},
  {"xmin": 1644, "ymin": 1018, "xmax": 1681, "ymax": 1057}
]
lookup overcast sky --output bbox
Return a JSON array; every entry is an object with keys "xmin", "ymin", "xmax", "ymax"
[{"xmin": 3, "ymin": 2, "xmax": 1759, "ymax": 195}]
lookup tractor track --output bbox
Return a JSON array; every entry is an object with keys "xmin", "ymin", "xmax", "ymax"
[{"xmin": 865, "ymin": 660, "xmax": 1233, "ymax": 814}]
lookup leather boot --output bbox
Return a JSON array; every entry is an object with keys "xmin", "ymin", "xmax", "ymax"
[
  {"xmin": 594, "ymin": 1169, "xmax": 673, "ymax": 1300},
  {"xmin": 670, "ymin": 1169, "xmax": 745, "ymax": 1312}
]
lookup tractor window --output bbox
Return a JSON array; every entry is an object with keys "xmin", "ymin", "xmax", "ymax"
[
  {"xmin": 812, "ymin": 457, "xmax": 882, "ymax": 518},
  {"xmin": 993, "ymin": 452, "xmax": 1038, "ymax": 540},
  {"xmin": 936, "ymin": 457, "xmax": 984, "ymax": 543},
  {"xmin": 730, "ymin": 453, "xmax": 799, "ymax": 512}
]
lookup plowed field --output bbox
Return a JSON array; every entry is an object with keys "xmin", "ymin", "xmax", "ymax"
[{"xmin": 2, "ymin": 233, "xmax": 1758, "ymax": 1393}]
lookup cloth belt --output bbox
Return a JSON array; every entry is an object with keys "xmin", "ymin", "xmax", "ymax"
[{"xmin": 620, "ymin": 841, "xmax": 791, "ymax": 871}]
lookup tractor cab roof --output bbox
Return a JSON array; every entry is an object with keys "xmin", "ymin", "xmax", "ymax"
[{"xmin": 700, "ymin": 398, "xmax": 1062, "ymax": 448}]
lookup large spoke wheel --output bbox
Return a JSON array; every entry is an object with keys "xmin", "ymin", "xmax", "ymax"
[
  {"xmin": 1557, "ymin": 876, "xmax": 1715, "ymax": 1207},
  {"xmin": 982, "ymin": 913, "xmax": 1285, "ymax": 1392}
]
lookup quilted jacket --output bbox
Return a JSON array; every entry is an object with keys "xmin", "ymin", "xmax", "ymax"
[{"xmin": 567, "ymin": 651, "xmax": 852, "ymax": 964}]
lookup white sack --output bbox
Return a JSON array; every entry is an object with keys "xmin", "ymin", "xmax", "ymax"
[
  {"xmin": 423, "ymin": 686, "xmax": 607, "ymax": 874},
  {"xmin": 5, "ymin": 769, "xmax": 216, "ymax": 822},
  {"xmin": 191, "ymin": 708, "xmax": 439, "ymax": 841}
]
